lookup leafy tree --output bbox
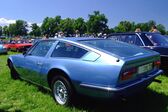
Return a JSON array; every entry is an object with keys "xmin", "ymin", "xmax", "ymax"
[
  {"xmin": 87, "ymin": 11, "xmax": 108, "ymax": 34},
  {"xmin": 41, "ymin": 16, "xmax": 61, "ymax": 36},
  {"xmin": 53, "ymin": 16, "xmax": 61, "ymax": 34},
  {"xmin": 166, "ymin": 31, "xmax": 168, "ymax": 35},
  {"xmin": 74, "ymin": 18, "xmax": 86, "ymax": 35},
  {"xmin": 114, "ymin": 21, "xmax": 132, "ymax": 32},
  {"xmin": 3, "ymin": 26, "xmax": 9, "ymax": 36},
  {"xmin": 147, "ymin": 20, "xmax": 156, "ymax": 31},
  {"xmin": 30, "ymin": 23, "xmax": 41, "ymax": 37},
  {"xmin": 130, "ymin": 22, "xmax": 136, "ymax": 32},
  {"xmin": 8, "ymin": 24, "xmax": 16, "ymax": 36},
  {"xmin": 157, "ymin": 24, "xmax": 166, "ymax": 35},
  {"xmin": 136, "ymin": 23, "xmax": 149, "ymax": 31},
  {"xmin": 0, "ymin": 26, "xmax": 2, "ymax": 36},
  {"xmin": 15, "ymin": 20, "xmax": 28, "ymax": 36},
  {"xmin": 60, "ymin": 18, "xmax": 75, "ymax": 36},
  {"xmin": 41, "ymin": 17, "xmax": 50, "ymax": 35},
  {"xmin": 108, "ymin": 28, "xmax": 115, "ymax": 33}
]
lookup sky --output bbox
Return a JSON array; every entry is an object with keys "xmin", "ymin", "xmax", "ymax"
[{"xmin": 0, "ymin": 0, "xmax": 168, "ymax": 30}]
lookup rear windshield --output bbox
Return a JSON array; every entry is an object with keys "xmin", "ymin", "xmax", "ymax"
[
  {"xmin": 80, "ymin": 39, "xmax": 151, "ymax": 58},
  {"xmin": 146, "ymin": 34, "xmax": 168, "ymax": 46}
]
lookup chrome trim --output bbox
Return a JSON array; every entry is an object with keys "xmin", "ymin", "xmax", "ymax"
[
  {"xmin": 136, "ymin": 33, "xmax": 145, "ymax": 46},
  {"xmin": 80, "ymin": 70, "xmax": 163, "ymax": 92},
  {"xmin": 19, "ymin": 76, "xmax": 51, "ymax": 91},
  {"xmin": 160, "ymin": 55, "xmax": 168, "ymax": 57}
]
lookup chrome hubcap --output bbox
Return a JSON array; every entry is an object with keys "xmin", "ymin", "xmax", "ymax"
[{"xmin": 53, "ymin": 80, "xmax": 68, "ymax": 105}]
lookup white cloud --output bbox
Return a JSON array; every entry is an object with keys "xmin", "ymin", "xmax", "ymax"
[
  {"xmin": 0, "ymin": 18, "xmax": 42, "ymax": 32},
  {"xmin": 0, "ymin": 18, "xmax": 16, "ymax": 26}
]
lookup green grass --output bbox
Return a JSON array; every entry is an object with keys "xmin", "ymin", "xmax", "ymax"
[{"xmin": 0, "ymin": 52, "xmax": 168, "ymax": 112}]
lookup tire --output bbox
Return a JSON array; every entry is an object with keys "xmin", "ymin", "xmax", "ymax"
[
  {"xmin": 9, "ymin": 61, "xmax": 19, "ymax": 80},
  {"xmin": 51, "ymin": 75, "xmax": 74, "ymax": 106}
]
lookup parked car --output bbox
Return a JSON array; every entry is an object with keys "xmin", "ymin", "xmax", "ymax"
[
  {"xmin": 0, "ymin": 41, "xmax": 8, "ymax": 54},
  {"xmin": 7, "ymin": 38, "xmax": 162, "ymax": 105},
  {"xmin": 4, "ymin": 40, "xmax": 32, "ymax": 52},
  {"xmin": 107, "ymin": 32, "xmax": 168, "ymax": 73}
]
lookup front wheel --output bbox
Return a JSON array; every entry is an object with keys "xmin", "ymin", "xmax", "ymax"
[
  {"xmin": 9, "ymin": 61, "xmax": 19, "ymax": 80},
  {"xmin": 51, "ymin": 76, "xmax": 74, "ymax": 106}
]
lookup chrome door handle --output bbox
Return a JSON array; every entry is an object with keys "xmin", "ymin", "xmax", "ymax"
[{"xmin": 37, "ymin": 62, "xmax": 43, "ymax": 66}]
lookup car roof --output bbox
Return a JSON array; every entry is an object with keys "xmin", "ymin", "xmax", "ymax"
[
  {"xmin": 58, "ymin": 37, "xmax": 101, "ymax": 41},
  {"xmin": 46, "ymin": 37, "xmax": 103, "ymax": 42},
  {"xmin": 108, "ymin": 32, "xmax": 160, "ymax": 36}
]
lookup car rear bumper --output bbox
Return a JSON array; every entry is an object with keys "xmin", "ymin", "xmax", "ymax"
[
  {"xmin": 160, "ymin": 56, "xmax": 168, "ymax": 73},
  {"xmin": 79, "ymin": 70, "xmax": 163, "ymax": 98}
]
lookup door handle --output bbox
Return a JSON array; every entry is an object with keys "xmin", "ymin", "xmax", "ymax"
[{"xmin": 37, "ymin": 62, "xmax": 43, "ymax": 66}]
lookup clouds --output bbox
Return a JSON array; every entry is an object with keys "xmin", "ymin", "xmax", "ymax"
[
  {"xmin": 0, "ymin": 18, "xmax": 42, "ymax": 32},
  {"xmin": 0, "ymin": 18, "xmax": 16, "ymax": 26},
  {"xmin": 0, "ymin": 18, "xmax": 42, "ymax": 27}
]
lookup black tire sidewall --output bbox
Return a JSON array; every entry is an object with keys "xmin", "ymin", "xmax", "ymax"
[{"xmin": 9, "ymin": 61, "xmax": 19, "ymax": 80}]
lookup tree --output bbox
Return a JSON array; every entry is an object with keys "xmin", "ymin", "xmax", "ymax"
[
  {"xmin": 166, "ymin": 31, "xmax": 168, "ymax": 35},
  {"xmin": 114, "ymin": 21, "xmax": 132, "ymax": 32},
  {"xmin": 53, "ymin": 16, "xmax": 61, "ymax": 34},
  {"xmin": 41, "ymin": 16, "xmax": 61, "ymax": 36},
  {"xmin": 87, "ymin": 11, "xmax": 108, "ymax": 34},
  {"xmin": 30, "ymin": 23, "xmax": 41, "ymax": 37},
  {"xmin": 60, "ymin": 18, "xmax": 75, "ymax": 36},
  {"xmin": 157, "ymin": 24, "xmax": 166, "ymax": 35},
  {"xmin": 147, "ymin": 20, "xmax": 156, "ymax": 31},
  {"xmin": 3, "ymin": 26, "xmax": 9, "ymax": 37},
  {"xmin": 15, "ymin": 20, "xmax": 28, "ymax": 36},
  {"xmin": 136, "ymin": 23, "xmax": 149, "ymax": 31},
  {"xmin": 8, "ymin": 24, "xmax": 16, "ymax": 36},
  {"xmin": 73, "ymin": 18, "xmax": 86, "ymax": 35},
  {"xmin": 0, "ymin": 26, "xmax": 2, "ymax": 36},
  {"xmin": 8, "ymin": 20, "xmax": 28, "ymax": 36}
]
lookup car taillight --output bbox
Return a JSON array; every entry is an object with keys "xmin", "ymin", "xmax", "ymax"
[
  {"xmin": 121, "ymin": 68, "xmax": 137, "ymax": 81},
  {"xmin": 154, "ymin": 60, "xmax": 161, "ymax": 68}
]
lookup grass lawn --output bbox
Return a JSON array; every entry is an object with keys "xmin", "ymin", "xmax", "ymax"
[{"xmin": 0, "ymin": 52, "xmax": 168, "ymax": 112}]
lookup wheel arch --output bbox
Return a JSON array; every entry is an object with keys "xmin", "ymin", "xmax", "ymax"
[
  {"xmin": 7, "ymin": 57, "xmax": 13, "ymax": 67},
  {"xmin": 47, "ymin": 68, "xmax": 75, "ymax": 90}
]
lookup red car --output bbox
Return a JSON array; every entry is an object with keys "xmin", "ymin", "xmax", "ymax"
[{"xmin": 4, "ymin": 40, "xmax": 32, "ymax": 52}]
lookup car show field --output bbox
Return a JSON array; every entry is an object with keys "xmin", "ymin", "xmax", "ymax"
[{"xmin": 0, "ymin": 52, "xmax": 168, "ymax": 112}]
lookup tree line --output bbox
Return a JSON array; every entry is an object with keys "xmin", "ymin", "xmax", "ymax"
[{"xmin": 0, "ymin": 11, "xmax": 168, "ymax": 37}]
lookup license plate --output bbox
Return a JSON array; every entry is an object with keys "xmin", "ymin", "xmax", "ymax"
[{"xmin": 138, "ymin": 63, "xmax": 153, "ymax": 74}]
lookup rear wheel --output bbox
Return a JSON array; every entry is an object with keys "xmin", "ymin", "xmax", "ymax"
[
  {"xmin": 9, "ymin": 61, "xmax": 19, "ymax": 80},
  {"xmin": 51, "ymin": 75, "xmax": 74, "ymax": 106}
]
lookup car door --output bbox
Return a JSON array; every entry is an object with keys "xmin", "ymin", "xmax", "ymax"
[{"xmin": 19, "ymin": 40, "xmax": 55, "ymax": 84}]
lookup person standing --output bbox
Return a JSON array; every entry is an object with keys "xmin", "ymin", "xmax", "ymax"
[{"xmin": 150, "ymin": 25, "xmax": 160, "ymax": 33}]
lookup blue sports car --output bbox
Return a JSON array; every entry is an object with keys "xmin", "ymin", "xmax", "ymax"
[
  {"xmin": 8, "ymin": 38, "xmax": 162, "ymax": 105},
  {"xmin": 0, "ymin": 41, "xmax": 7, "ymax": 54}
]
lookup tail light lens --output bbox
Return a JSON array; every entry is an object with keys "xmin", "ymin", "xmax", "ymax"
[
  {"xmin": 154, "ymin": 60, "xmax": 161, "ymax": 68},
  {"xmin": 121, "ymin": 68, "xmax": 137, "ymax": 81}
]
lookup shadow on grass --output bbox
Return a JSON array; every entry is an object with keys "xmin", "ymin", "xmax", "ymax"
[
  {"xmin": 18, "ymin": 79, "xmax": 168, "ymax": 112},
  {"xmin": 72, "ymin": 89, "xmax": 168, "ymax": 112}
]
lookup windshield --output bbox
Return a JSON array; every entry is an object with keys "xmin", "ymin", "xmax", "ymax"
[
  {"xmin": 80, "ymin": 39, "xmax": 152, "ymax": 58},
  {"xmin": 146, "ymin": 34, "xmax": 168, "ymax": 46}
]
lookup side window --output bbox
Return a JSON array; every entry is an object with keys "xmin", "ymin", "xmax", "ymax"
[
  {"xmin": 135, "ymin": 36, "xmax": 143, "ymax": 46},
  {"xmin": 30, "ymin": 40, "xmax": 55, "ymax": 57},
  {"xmin": 51, "ymin": 42, "xmax": 88, "ymax": 58},
  {"xmin": 125, "ymin": 35, "xmax": 143, "ymax": 46},
  {"xmin": 108, "ymin": 35, "xmax": 121, "ymax": 41}
]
